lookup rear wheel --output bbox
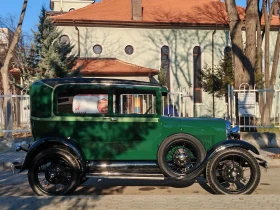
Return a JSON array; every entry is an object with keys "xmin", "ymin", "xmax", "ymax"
[
  {"xmin": 206, "ymin": 148, "xmax": 260, "ymax": 194},
  {"xmin": 28, "ymin": 148, "xmax": 81, "ymax": 195},
  {"xmin": 157, "ymin": 134, "xmax": 206, "ymax": 177}
]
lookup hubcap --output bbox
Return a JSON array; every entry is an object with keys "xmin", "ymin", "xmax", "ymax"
[
  {"xmin": 222, "ymin": 162, "xmax": 243, "ymax": 183},
  {"xmin": 45, "ymin": 165, "xmax": 66, "ymax": 184},
  {"xmin": 172, "ymin": 148, "xmax": 191, "ymax": 167}
]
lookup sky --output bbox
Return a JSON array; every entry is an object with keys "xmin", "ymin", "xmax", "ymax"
[{"xmin": 0, "ymin": 0, "xmax": 246, "ymax": 34}]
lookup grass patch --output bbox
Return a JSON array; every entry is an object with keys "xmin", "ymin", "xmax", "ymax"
[{"xmin": 257, "ymin": 127, "xmax": 280, "ymax": 133}]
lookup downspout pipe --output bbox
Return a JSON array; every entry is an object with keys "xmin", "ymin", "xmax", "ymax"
[
  {"xmin": 60, "ymin": 0, "xmax": 63, "ymax": 13},
  {"xmin": 75, "ymin": 25, "xmax": 80, "ymax": 57}
]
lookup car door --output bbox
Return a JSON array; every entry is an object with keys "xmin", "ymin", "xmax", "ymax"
[
  {"xmin": 53, "ymin": 84, "xmax": 112, "ymax": 160},
  {"xmin": 107, "ymin": 85, "xmax": 162, "ymax": 160}
]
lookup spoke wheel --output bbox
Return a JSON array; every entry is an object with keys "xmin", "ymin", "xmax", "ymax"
[
  {"xmin": 158, "ymin": 134, "xmax": 206, "ymax": 177},
  {"xmin": 206, "ymin": 148, "xmax": 260, "ymax": 194},
  {"xmin": 28, "ymin": 148, "xmax": 81, "ymax": 195}
]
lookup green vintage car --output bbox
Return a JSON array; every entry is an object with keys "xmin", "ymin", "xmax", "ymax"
[{"xmin": 17, "ymin": 78, "xmax": 265, "ymax": 195}]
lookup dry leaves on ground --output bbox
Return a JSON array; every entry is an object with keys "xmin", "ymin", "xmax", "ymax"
[{"xmin": 267, "ymin": 153, "xmax": 280, "ymax": 159}]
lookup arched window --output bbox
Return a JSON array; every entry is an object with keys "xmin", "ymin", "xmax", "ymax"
[
  {"xmin": 161, "ymin": 45, "xmax": 170, "ymax": 89},
  {"xmin": 224, "ymin": 46, "xmax": 232, "ymax": 103},
  {"xmin": 224, "ymin": 46, "xmax": 232, "ymax": 60},
  {"xmin": 193, "ymin": 46, "xmax": 202, "ymax": 103}
]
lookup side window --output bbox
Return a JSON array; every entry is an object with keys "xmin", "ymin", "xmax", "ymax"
[
  {"xmin": 56, "ymin": 87, "xmax": 108, "ymax": 115},
  {"xmin": 113, "ymin": 89, "xmax": 156, "ymax": 115}
]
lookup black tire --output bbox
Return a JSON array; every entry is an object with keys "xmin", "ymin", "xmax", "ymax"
[
  {"xmin": 206, "ymin": 148, "xmax": 260, "ymax": 194},
  {"xmin": 157, "ymin": 134, "xmax": 206, "ymax": 177},
  {"xmin": 28, "ymin": 148, "xmax": 81, "ymax": 195}
]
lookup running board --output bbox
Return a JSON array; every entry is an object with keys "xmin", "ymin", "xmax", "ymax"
[
  {"xmin": 87, "ymin": 172, "xmax": 165, "ymax": 180},
  {"xmin": 86, "ymin": 160, "xmax": 162, "ymax": 174}
]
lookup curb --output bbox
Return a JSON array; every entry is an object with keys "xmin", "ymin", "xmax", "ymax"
[{"xmin": 241, "ymin": 132, "xmax": 280, "ymax": 148}]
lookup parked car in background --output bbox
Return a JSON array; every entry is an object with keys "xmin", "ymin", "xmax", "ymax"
[{"xmin": 16, "ymin": 78, "xmax": 266, "ymax": 195}]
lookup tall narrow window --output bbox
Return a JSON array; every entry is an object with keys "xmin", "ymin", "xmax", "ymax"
[
  {"xmin": 224, "ymin": 46, "xmax": 231, "ymax": 60},
  {"xmin": 224, "ymin": 46, "xmax": 233, "ymax": 103},
  {"xmin": 161, "ymin": 46, "xmax": 170, "ymax": 89},
  {"xmin": 193, "ymin": 46, "xmax": 202, "ymax": 103}
]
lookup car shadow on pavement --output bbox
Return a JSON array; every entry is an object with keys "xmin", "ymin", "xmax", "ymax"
[
  {"xmin": 73, "ymin": 176, "xmax": 215, "ymax": 195},
  {"xmin": 0, "ymin": 170, "xmax": 215, "ymax": 196}
]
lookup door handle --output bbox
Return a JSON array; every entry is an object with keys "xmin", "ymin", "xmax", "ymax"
[{"xmin": 111, "ymin": 117, "xmax": 117, "ymax": 121}]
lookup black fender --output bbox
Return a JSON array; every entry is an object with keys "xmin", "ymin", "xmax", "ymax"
[
  {"xmin": 205, "ymin": 139, "xmax": 259, "ymax": 161},
  {"xmin": 19, "ymin": 137, "xmax": 87, "ymax": 175},
  {"xmin": 169, "ymin": 139, "xmax": 259, "ymax": 181}
]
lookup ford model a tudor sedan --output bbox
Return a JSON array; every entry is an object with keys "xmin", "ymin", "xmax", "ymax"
[{"xmin": 17, "ymin": 78, "xmax": 266, "ymax": 195}]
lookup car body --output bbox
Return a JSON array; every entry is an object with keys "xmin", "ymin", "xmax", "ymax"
[{"xmin": 17, "ymin": 78, "xmax": 265, "ymax": 195}]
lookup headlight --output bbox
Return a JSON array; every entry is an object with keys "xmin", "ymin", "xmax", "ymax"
[
  {"xmin": 225, "ymin": 120, "xmax": 231, "ymax": 136},
  {"xmin": 225, "ymin": 120, "xmax": 240, "ymax": 140}
]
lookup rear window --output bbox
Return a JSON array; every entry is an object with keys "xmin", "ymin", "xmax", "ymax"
[{"xmin": 55, "ymin": 86, "xmax": 108, "ymax": 115}]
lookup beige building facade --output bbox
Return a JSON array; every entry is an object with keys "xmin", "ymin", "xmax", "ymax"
[
  {"xmin": 50, "ymin": 0, "xmax": 95, "ymax": 12},
  {"xmin": 51, "ymin": 0, "xmax": 280, "ymax": 118}
]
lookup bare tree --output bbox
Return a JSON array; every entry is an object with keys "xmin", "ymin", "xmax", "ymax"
[
  {"xmin": 261, "ymin": 0, "xmax": 280, "ymax": 125},
  {"xmin": 0, "ymin": 14, "xmax": 31, "ymax": 84},
  {"xmin": 225, "ymin": 0, "xmax": 280, "ymax": 126},
  {"xmin": 0, "ymin": 0, "xmax": 28, "ymax": 137},
  {"xmin": 224, "ymin": 0, "xmax": 246, "ymax": 88},
  {"xmin": 244, "ymin": 0, "xmax": 258, "ymax": 86}
]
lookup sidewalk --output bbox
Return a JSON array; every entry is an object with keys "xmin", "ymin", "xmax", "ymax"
[
  {"xmin": 1, "ymin": 194, "xmax": 280, "ymax": 210},
  {"xmin": 0, "ymin": 137, "xmax": 280, "ymax": 171},
  {"xmin": 0, "ymin": 137, "xmax": 32, "ymax": 171}
]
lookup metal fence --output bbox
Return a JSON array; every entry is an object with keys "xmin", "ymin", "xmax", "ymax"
[
  {"xmin": 0, "ymin": 94, "xmax": 30, "ymax": 133},
  {"xmin": 4, "ymin": 84, "xmax": 280, "ymax": 134},
  {"xmin": 0, "ymin": 87, "xmax": 193, "ymax": 134},
  {"xmin": 164, "ymin": 87, "xmax": 193, "ymax": 117},
  {"xmin": 228, "ymin": 83, "xmax": 280, "ymax": 131}
]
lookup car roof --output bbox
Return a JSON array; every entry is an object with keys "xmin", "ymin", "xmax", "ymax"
[{"xmin": 40, "ymin": 77, "xmax": 164, "ymax": 88}]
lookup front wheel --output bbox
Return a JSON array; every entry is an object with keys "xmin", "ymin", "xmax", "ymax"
[
  {"xmin": 206, "ymin": 148, "xmax": 260, "ymax": 194},
  {"xmin": 157, "ymin": 134, "xmax": 206, "ymax": 177},
  {"xmin": 28, "ymin": 148, "xmax": 81, "ymax": 195}
]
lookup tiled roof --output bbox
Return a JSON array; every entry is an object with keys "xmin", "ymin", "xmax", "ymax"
[
  {"xmin": 74, "ymin": 58, "xmax": 159, "ymax": 76},
  {"xmin": 51, "ymin": 0, "xmax": 279, "ymax": 26}
]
